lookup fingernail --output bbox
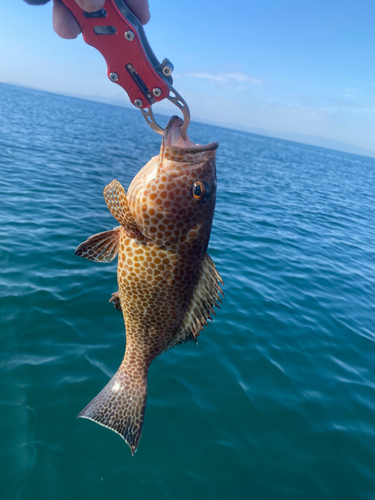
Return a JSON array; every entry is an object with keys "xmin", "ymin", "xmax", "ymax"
[{"xmin": 77, "ymin": 0, "xmax": 105, "ymax": 12}]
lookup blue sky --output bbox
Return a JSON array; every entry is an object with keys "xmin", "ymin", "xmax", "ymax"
[{"xmin": 1, "ymin": 0, "xmax": 375, "ymax": 155}]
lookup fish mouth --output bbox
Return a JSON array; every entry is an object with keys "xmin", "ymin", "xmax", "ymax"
[{"xmin": 163, "ymin": 116, "xmax": 218, "ymax": 153}]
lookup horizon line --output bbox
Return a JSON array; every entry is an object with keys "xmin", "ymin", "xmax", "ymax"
[{"xmin": 2, "ymin": 80, "xmax": 375, "ymax": 161}]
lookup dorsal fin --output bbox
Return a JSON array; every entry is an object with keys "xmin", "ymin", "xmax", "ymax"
[
  {"xmin": 162, "ymin": 254, "xmax": 224, "ymax": 352},
  {"xmin": 103, "ymin": 179, "xmax": 143, "ymax": 239},
  {"xmin": 75, "ymin": 227, "xmax": 120, "ymax": 262}
]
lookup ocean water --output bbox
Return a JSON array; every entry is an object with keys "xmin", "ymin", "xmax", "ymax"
[{"xmin": 1, "ymin": 82, "xmax": 375, "ymax": 499}]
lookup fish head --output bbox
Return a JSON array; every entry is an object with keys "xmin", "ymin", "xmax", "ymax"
[{"xmin": 127, "ymin": 116, "xmax": 218, "ymax": 250}]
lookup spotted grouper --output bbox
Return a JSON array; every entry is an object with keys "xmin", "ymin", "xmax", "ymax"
[{"xmin": 75, "ymin": 115, "xmax": 224, "ymax": 454}]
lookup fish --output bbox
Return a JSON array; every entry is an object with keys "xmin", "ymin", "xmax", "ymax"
[{"xmin": 75, "ymin": 115, "xmax": 224, "ymax": 454}]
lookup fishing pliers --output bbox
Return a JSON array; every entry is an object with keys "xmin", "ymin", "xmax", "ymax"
[{"xmin": 61, "ymin": 0, "xmax": 190, "ymax": 138}]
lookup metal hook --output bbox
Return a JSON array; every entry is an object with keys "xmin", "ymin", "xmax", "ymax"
[{"xmin": 140, "ymin": 87, "xmax": 190, "ymax": 139}]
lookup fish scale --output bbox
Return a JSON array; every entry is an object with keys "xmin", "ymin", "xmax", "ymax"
[{"xmin": 75, "ymin": 116, "xmax": 224, "ymax": 454}]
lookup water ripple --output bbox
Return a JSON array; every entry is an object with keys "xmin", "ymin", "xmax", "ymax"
[{"xmin": 1, "ymin": 83, "xmax": 375, "ymax": 500}]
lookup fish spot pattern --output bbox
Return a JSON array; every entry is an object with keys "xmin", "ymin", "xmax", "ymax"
[{"xmin": 77, "ymin": 117, "xmax": 222, "ymax": 455}]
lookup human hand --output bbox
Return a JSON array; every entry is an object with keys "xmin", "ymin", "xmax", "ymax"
[{"xmin": 24, "ymin": 0, "xmax": 150, "ymax": 39}]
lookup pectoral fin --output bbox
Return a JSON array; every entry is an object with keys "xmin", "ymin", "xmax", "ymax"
[
  {"xmin": 162, "ymin": 254, "xmax": 224, "ymax": 352},
  {"xmin": 75, "ymin": 227, "xmax": 120, "ymax": 262},
  {"xmin": 104, "ymin": 179, "xmax": 143, "ymax": 239}
]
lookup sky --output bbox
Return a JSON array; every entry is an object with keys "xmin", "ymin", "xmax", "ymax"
[{"xmin": 1, "ymin": 0, "xmax": 375, "ymax": 156}]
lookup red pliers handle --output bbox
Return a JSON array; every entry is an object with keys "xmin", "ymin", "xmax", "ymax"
[{"xmin": 61, "ymin": 0, "xmax": 190, "ymax": 136}]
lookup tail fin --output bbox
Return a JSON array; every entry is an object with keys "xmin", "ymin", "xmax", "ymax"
[{"xmin": 78, "ymin": 364, "xmax": 148, "ymax": 455}]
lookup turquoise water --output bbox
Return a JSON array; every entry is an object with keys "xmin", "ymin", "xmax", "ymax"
[{"xmin": 1, "ymin": 82, "xmax": 375, "ymax": 499}]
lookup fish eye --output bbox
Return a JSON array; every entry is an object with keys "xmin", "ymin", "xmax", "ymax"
[{"xmin": 191, "ymin": 181, "xmax": 210, "ymax": 202}]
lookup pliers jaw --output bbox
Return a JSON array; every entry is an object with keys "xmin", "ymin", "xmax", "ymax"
[{"xmin": 141, "ymin": 86, "xmax": 190, "ymax": 139}]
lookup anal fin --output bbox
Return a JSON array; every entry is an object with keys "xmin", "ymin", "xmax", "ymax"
[
  {"xmin": 109, "ymin": 291, "xmax": 122, "ymax": 312},
  {"xmin": 75, "ymin": 227, "xmax": 120, "ymax": 262}
]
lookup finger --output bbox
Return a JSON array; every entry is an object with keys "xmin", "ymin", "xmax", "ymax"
[
  {"xmin": 74, "ymin": 0, "xmax": 105, "ymax": 11},
  {"xmin": 125, "ymin": 0, "xmax": 150, "ymax": 24},
  {"xmin": 53, "ymin": 0, "xmax": 81, "ymax": 39},
  {"xmin": 75, "ymin": 0, "xmax": 149, "ymax": 24},
  {"xmin": 23, "ymin": 0, "xmax": 50, "ymax": 4}
]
